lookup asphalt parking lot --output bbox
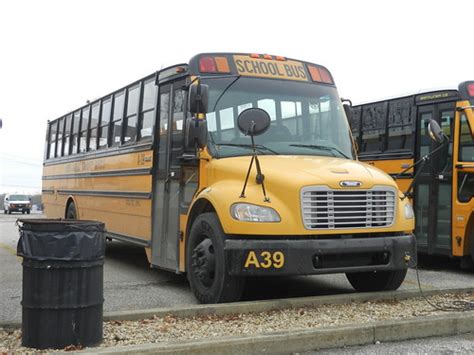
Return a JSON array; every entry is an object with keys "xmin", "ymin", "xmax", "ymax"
[{"xmin": 1, "ymin": 212, "xmax": 473, "ymax": 324}]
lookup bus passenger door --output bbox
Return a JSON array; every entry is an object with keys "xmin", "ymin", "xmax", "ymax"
[
  {"xmin": 151, "ymin": 79, "xmax": 187, "ymax": 271},
  {"xmin": 452, "ymin": 110, "xmax": 474, "ymax": 258},
  {"xmin": 414, "ymin": 104, "xmax": 454, "ymax": 255}
]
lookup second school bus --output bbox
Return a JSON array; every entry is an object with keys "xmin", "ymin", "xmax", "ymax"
[
  {"xmin": 43, "ymin": 53, "xmax": 417, "ymax": 303},
  {"xmin": 351, "ymin": 83, "xmax": 474, "ymax": 266}
]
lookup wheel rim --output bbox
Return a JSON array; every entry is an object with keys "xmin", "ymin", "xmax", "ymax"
[{"xmin": 191, "ymin": 238, "xmax": 216, "ymax": 288}]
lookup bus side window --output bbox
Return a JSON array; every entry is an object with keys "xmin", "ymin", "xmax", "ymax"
[
  {"xmin": 349, "ymin": 106, "xmax": 362, "ymax": 149},
  {"xmin": 281, "ymin": 100, "xmax": 302, "ymax": 136},
  {"xmin": 458, "ymin": 113, "xmax": 474, "ymax": 202},
  {"xmin": 71, "ymin": 111, "xmax": 81, "ymax": 154},
  {"xmin": 170, "ymin": 88, "xmax": 185, "ymax": 166},
  {"xmin": 257, "ymin": 99, "xmax": 276, "ymax": 121},
  {"xmin": 48, "ymin": 121, "xmax": 58, "ymax": 159},
  {"xmin": 56, "ymin": 117, "xmax": 64, "ymax": 157},
  {"xmin": 124, "ymin": 84, "xmax": 140, "ymax": 143},
  {"xmin": 360, "ymin": 102, "xmax": 387, "ymax": 154},
  {"xmin": 219, "ymin": 107, "xmax": 235, "ymax": 141},
  {"xmin": 63, "ymin": 114, "xmax": 72, "ymax": 156},
  {"xmin": 79, "ymin": 106, "xmax": 90, "ymax": 153},
  {"xmin": 112, "ymin": 91, "xmax": 125, "ymax": 146},
  {"xmin": 459, "ymin": 113, "xmax": 474, "ymax": 162},
  {"xmin": 89, "ymin": 102, "xmax": 100, "ymax": 151},
  {"xmin": 158, "ymin": 92, "xmax": 170, "ymax": 171},
  {"xmin": 438, "ymin": 111, "xmax": 454, "ymax": 173},
  {"xmin": 139, "ymin": 79, "xmax": 156, "ymax": 140},
  {"xmin": 387, "ymin": 98, "xmax": 415, "ymax": 151},
  {"xmin": 99, "ymin": 97, "xmax": 112, "ymax": 149}
]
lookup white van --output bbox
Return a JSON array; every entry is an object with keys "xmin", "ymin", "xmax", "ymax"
[{"xmin": 4, "ymin": 194, "xmax": 31, "ymax": 214}]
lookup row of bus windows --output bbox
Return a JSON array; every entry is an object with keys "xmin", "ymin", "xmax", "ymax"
[
  {"xmin": 46, "ymin": 77, "xmax": 157, "ymax": 159},
  {"xmin": 351, "ymin": 98, "xmax": 416, "ymax": 154}
]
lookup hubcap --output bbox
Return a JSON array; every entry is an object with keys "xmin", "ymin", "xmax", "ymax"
[{"xmin": 191, "ymin": 238, "xmax": 216, "ymax": 288}]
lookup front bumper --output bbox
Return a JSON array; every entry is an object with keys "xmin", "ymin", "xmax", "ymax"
[
  {"xmin": 225, "ymin": 234, "xmax": 416, "ymax": 276},
  {"xmin": 9, "ymin": 205, "xmax": 30, "ymax": 212}
]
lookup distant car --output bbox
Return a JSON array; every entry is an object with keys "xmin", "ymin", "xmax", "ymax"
[{"xmin": 4, "ymin": 194, "xmax": 31, "ymax": 214}]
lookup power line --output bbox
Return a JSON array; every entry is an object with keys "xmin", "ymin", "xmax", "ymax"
[{"xmin": 0, "ymin": 158, "xmax": 42, "ymax": 167}]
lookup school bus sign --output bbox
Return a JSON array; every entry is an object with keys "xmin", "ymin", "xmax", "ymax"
[{"xmin": 233, "ymin": 55, "xmax": 309, "ymax": 81}]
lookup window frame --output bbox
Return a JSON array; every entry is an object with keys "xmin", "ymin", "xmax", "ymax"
[
  {"xmin": 99, "ymin": 96, "xmax": 113, "ymax": 149},
  {"xmin": 79, "ymin": 105, "xmax": 91, "ymax": 153},
  {"xmin": 62, "ymin": 114, "xmax": 73, "ymax": 156},
  {"xmin": 111, "ymin": 90, "xmax": 125, "ymax": 146},
  {"xmin": 138, "ymin": 78, "xmax": 157, "ymax": 141},
  {"xmin": 123, "ymin": 83, "xmax": 141, "ymax": 144},
  {"xmin": 88, "ymin": 101, "xmax": 101, "ymax": 151}
]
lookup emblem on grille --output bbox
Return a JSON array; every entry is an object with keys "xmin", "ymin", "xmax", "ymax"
[{"xmin": 339, "ymin": 180, "xmax": 362, "ymax": 187}]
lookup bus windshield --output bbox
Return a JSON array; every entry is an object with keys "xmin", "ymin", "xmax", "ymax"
[{"xmin": 203, "ymin": 77, "xmax": 354, "ymax": 159}]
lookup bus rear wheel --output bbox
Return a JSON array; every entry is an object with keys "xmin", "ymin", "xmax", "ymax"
[
  {"xmin": 346, "ymin": 269, "xmax": 407, "ymax": 292},
  {"xmin": 66, "ymin": 202, "xmax": 77, "ymax": 219},
  {"xmin": 186, "ymin": 213, "xmax": 245, "ymax": 304}
]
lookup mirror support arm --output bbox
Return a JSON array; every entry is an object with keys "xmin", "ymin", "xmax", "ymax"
[
  {"xmin": 240, "ymin": 122, "xmax": 270, "ymax": 202},
  {"xmin": 399, "ymin": 139, "xmax": 449, "ymax": 200},
  {"xmin": 401, "ymin": 156, "xmax": 428, "ymax": 200}
]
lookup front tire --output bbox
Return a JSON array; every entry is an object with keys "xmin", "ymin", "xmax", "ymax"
[
  {"xmin": 26, "ymin": 209, "xmax": 30, "ymax": 215},
  {"xmin": 346, "ymin": 269, "xmax": 407, "ymax": 292},
  {"xmin": 186, "ymin": 213, "xmax": 245, "ymax": 304},
  {"xmin": 66, "ymin": 202, "xmax": 77, "ymax": 219}
]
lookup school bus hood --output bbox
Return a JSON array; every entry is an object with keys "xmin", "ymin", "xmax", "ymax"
[
  {"xmin": 206, "ymin": 155, "xmax": 396, "ymax": 190},
  {"xmin": 200, "ymin": 155, "xmax": 412, "ymax": 235}
]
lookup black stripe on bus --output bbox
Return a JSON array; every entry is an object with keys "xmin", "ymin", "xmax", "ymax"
[
  {"xmin": 43, "ymin": 167, "xmax": 152, "ymax": 180},
  {"xmin": 389, "ymin": 173, "xmax": 414, "ymax": 179},
  {"xmin": 106, "ymin": 231, "xmax": 151, "ymax": 247},
  {"xmin": 44, "ymin": 142, "xmax": 153, "ymax": 167},
  {"xmin": 358, "ymin": 151, "xmax": 414, "ymax": 160},
  {"xmin": 57, "ymin": 189, "xmax": 151, "ymax": 199}
]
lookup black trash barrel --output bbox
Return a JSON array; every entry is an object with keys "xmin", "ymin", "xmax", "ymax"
[{"xmin": 17, "ymin": 219, "xmax": 105, "ymax": 349}]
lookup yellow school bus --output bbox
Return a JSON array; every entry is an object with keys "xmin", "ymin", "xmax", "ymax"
[
  {"xmin": 351, "ymin": 83, "xmax": 474, "ymax": 266},
  {"xmin": 43, "ymin": 53, "xmax": 416, "ymax": 303}
]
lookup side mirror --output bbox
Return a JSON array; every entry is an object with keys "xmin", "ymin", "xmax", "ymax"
[
  {"xmin": 5, "ymin": 198, "xmax": 8, "ymax": 201},
  {"xmin": 188, "ymin": 83, "xmax": 209, "ymax": 114},
  {"xmin": 427, "ymin": 120, "xmax": 445, "ymax": 144},
  {"xmin": 185, "ymin": 116, "xmax": 208, "ymax": 149},
  {"xmin": 237, "ymin": 108, "xmax": 271, "ymax": 136}
]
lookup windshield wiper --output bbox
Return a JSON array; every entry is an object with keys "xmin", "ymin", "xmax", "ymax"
[
  {"xmin": 211, "ymin": 75, "xmax": 241, "ymax": 112},
  {"xmin": 289, "ymin": 144, "xmax": 350, "ymax": 159},
  {"xmin": 214, "ymin": 143, "xmax": 279, "ymax": 155}
]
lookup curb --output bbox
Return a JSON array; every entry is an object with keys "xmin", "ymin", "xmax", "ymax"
[
  {"xmin": 102, "ymin": 287, "xmax": 474, "ymax": 323},
  {"xmin": 87, "ymin": 312, "xmax": 474, "ymax": 354},
  {"xmin": 1, "ymin": 286, "xmax": 473, "ymax": 329}
]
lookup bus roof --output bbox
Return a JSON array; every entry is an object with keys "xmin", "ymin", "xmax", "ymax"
[{"xmin": 354, "ymin": 85, "xmax": 462, "ymax": 107}]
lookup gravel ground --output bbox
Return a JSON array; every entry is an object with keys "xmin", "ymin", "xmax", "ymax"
[{"xmin": 1, "ymin": 292, "xmax": 473, "ymax": 353}]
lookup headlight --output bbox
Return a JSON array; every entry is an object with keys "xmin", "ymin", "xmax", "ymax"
[
  {"xmin": 404, "ymin": 203, "xmax": 414, "ymax": 219},
  {"xmin": 231, "ymin": 203, "xmax": 281, "ymax": 222}
]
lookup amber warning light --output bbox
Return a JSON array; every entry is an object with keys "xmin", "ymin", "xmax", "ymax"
[
  {"xmin": 199, "ymin": 56, "xmax": 230, "ymax": 73},
  {"xmin": 467, "ymin": 83, "xmax": 474, "ymax": 97},
  {"xmin": 307, "ymin": 65, "xmax": 334, "ymax": 84}
]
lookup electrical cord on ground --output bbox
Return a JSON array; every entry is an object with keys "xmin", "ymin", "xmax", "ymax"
[{"xmin": 415, "ymin": 261, "xmax": 474, "ymax": 313}]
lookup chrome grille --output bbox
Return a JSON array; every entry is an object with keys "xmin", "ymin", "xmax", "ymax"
[{"xmin": 301, "ymin": 186, "xmax": 396, "ymax": 229}]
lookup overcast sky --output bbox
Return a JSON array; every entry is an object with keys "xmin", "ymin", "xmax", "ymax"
[{"xmin": 1, "ymin": 0, "xmax": 473, "ymax": 193}]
